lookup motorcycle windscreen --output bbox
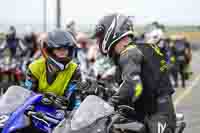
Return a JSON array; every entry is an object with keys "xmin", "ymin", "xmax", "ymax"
[
  {"xmin": 71, "ymin": 95, "xmax": 114, "ymax": 131},
  {"xmin": 0, "ymin": 85, "xmax": 31, "ymax": 115}
]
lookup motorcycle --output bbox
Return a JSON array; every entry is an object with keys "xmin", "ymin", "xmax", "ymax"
[
  {"xmin": 0, "ymin": 83, "xmax": 80, "ymax": 133},
  {"xmin": 53, "ymin": 95, "xmax": 186, "ymax": 133},
  {"xmin": 0, "ymin": 55, "xmax": 22, "ymax": 95}
]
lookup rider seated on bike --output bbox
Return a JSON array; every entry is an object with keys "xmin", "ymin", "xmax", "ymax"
[{"xmin": 24, "ymin": 30, "xmax": 83, "ymax": 110}]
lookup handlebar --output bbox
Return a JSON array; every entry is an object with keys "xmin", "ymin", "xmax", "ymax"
[
  {"xmin": 27, "ymin": 111, "xmax": 60, "ymax": 125},
  {"xmin": 105, "ymin": 105, "xmax": 136, "ymax": 132}
]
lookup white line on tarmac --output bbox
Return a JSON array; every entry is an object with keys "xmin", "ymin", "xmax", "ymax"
[{"xmin": 174, "ymin": 75, "xmax": 200, "ymax": 106}]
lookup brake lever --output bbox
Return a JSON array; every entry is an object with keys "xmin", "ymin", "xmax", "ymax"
[
  {"xmin": 27, "ymin": 111, "xmax": 60, "ymax": 124},
  {"xmin": 54, "ymin": 96, "xmax": 68, "ymax": 110},
  {"xmin": 118, "ymin": 105, "xmax": 135, "ymax": 113}
]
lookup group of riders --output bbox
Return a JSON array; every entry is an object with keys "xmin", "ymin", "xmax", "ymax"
[{"xmin": 0, "ymin": 13, "xmax": 192, "ymax": 133}]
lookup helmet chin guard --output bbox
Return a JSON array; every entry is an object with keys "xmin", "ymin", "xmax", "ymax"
[{"xmin": 47, "ymin": 56, "xmax": 66, "ymax": 71}]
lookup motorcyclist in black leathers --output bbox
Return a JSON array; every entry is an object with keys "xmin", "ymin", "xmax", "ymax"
[
  {"xmin": 92, "ymin": 13, "xmax": 176, "ymax": 133},
  {"xmin": 170, "ymin": 36, "xmax": 191, "ymax": 88}
]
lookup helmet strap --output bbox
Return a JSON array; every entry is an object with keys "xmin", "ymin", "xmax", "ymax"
[{"xmin": 47, "ymin": 56, "xmax": 65, "ymax": 72}]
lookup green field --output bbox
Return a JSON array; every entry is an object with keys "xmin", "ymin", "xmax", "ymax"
[
  {"xmin": 0, "ymin": 25, "xmax": 200, "ymax": 42},
  {"xmin": 135, "ymin": 26, "xmax": 200, "ymax": 42}
]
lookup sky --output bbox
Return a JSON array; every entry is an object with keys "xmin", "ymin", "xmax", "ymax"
[{"xmin": 0, "ymin": 0, "xmax": 199, "ymax": 32}]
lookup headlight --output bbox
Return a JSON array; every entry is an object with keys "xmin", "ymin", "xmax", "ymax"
[{"xmin": 0, "ymin": 115, "xmax": 9, "ymax": 128}]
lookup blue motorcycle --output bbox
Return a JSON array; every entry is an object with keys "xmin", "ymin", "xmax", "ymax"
[{"xmin": 0, "ymin": 83, "xmax": 80, "ymax": 133}]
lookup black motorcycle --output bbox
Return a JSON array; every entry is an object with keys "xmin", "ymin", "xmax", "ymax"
[{"xmin": 53, "ymin": 95, "xmax": 186, "ymax": 133}]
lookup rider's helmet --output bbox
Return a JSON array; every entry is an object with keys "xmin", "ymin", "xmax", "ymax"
[
  {"xmin": 76, "ymin": 32, "xmax": 91, "ymax": 49},
  {"xmin": 145, "ymin": 28, "xmax": 165, "ymax": 44},
  {"xmin": 7, "ymin": 26, "xmax": 16, "ymax": 39},
  {"xmin": 65, "ymin": 19, "xmax": 76, "ymax": 34},
  {"xmin": 66, "ymin": 18, "xmax": 75, "ymax": 29},
  {"xmin": 65, "ymin": 18, "xmax": 77, "ymax": 43},
  {"xmin": 91, "ymin": 13, "xmax": 134, "ymax": 56},
  {"xmin": 39, "ymin": 29, "xmax": 76, "ymax": 71},
  {"xmin": 24, "ymin": 26, "xmax": 35, "ymax": 43}
]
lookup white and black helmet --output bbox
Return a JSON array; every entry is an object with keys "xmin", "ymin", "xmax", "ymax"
[
  {"xmin": 145, "ymin": 29, "xmax": 165, "ymax": 44},
  {"xmin": 92, "ymin": 13, "xmax": 134, "ymax": 55}
]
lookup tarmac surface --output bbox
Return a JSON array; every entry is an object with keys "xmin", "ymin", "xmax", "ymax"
[{"xmin": 173, "ymin": 50, "xmax": 200, "ymax": 133}]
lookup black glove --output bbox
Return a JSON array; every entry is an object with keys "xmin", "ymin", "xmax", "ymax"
[
  {"xmin": 75, "ymin": 80, "xmax": 91, "ymax": 91},
  {"xmin": 109, "ymin": 90, "xmax": 132, "ymax": 108},
  {"xmin": 109, "ymin": 95, "xmax": 126, "ymax": 108},
  {"xmin": 109, "ymin": 95, "xmax": 120, "ymax": 106}
]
